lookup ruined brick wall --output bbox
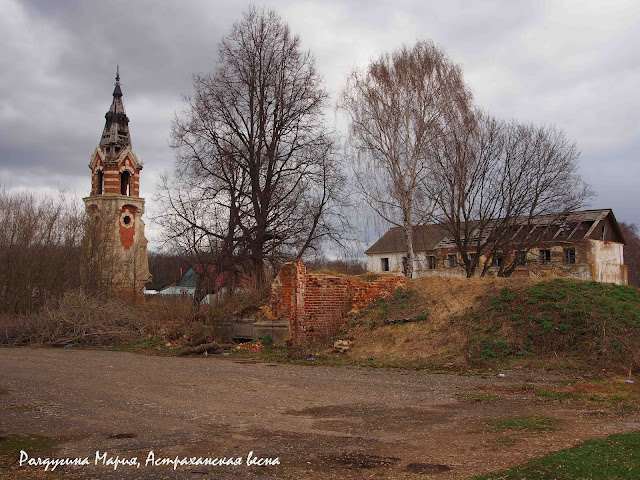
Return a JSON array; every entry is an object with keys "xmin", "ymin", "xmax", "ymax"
[
  {"xmin": 269, "ymin": 259, "xmax": 306, "ymax": 321},
  {"xmin": 271, "ymin": 260, "xmax": 405, "ymax": 345},
  {"xmin": 300, "ymin": 274, "xmax": 354, "ymax": 343},
  {"xmin": 351, "ymin": 277, "xmax": 406, "ymax": 310}
]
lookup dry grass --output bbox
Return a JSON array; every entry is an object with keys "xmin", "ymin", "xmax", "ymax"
[
  {"xmin": 346, "ymin": 276, "xmax": 538, "ymax": 365},
  {"xmin": 342, "ymin": 276, "xmax": 640, "ymax": 373},
  {"xmin": 535, "ymin": 377, "xmax": 640, "ymax": 411},
  {"xmin": 0, "ymin": 290, "xmax": 148, "ymax": 346},
  {"xmin": 0, "ymin": 287, "xmax": 270, "ymax": 351},
  {"xmin": 303, "ymin": 269, "xmax": 395, "ymax": 284},
  {"xmin": 0, "ymin": 291, "xmax": 198, "ymax": 348},
  {"xmin": 141, "ymin": 296, "xmax": 194, "ymax": 324}
]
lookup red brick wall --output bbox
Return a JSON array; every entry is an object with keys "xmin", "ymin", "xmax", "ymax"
[
  {"xmin": 271, "ymin": 260, "xmax": 405, "ymax": 345},
  {"xmin": 92, "ymin": 156, "xmax": 140, "ymax": 197},
  {"xmin": 118, "ymin": 205, "xmax": 136, "ymax": 249}
]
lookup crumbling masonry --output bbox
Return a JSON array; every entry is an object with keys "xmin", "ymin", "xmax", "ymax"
[{"xmin": 270, "ymin": 260, "xmax": 405, "ymax": 345}]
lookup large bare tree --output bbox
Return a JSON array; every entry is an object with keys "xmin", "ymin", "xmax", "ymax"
[
  {"xmin": 424, "ymin": 111, "xmax": 505, "ymax": 277},
  {"xmin": 157, "ymin": 7, "xmax": 346, "ymax": 287},
  {"xmin": 427, "ymin": 111, "xmax": 593, "ymax": 277},
  {"xmin": 485, "ymin": 122, "xmax": 593, "ymax": 277},
  {"xmin": 341, "ymin": 40, "xmax": 473, "ymax": 278}
]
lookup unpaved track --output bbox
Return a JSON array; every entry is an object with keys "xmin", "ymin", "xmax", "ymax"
[{"xmin": 0, "ymin": 348, "xmax": 639, "ymax": 479}]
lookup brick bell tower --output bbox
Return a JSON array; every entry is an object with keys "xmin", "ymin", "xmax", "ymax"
[{"xmin": 82, "ymin": 68, "xmax": 151, "ymax": 294}]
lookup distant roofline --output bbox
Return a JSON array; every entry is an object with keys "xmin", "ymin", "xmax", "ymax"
[{"xmin": 365, "ymin": 208, "xmax": 621, "ymax": 255}]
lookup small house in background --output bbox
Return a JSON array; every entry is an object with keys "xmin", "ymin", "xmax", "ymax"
[
  {"xmin": 156, "ymin": 267, "xmax": 197, "ymax": 298},
  {"xmin": 154, "ymin": 265, "xmax": 249, "ymax": 301},
  {"xmin": 365, "ymin": 209, "xmax": 628, "ymax": 285}
]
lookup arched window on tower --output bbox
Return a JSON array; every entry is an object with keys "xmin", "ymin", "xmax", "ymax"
[
  {"xmin": 93, "ymin": 170, "xmax": 104, "ymax": 195},
  {"xmin": 96, "ymin": 170, "xmax": 104, "ymax": 195},
  {"xmin": 120, "ymin": 170, "xmax": 130, "ymax": 196}
]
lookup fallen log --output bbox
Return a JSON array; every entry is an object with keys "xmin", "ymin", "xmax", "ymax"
[{"xmin": 179, "ymin": 341, "xmax": 234, "ymax": 356}]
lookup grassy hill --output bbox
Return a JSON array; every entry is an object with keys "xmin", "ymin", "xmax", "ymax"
[{"xmin": 343, "ymin": 277, "xmax": 640, "ymax": 372}]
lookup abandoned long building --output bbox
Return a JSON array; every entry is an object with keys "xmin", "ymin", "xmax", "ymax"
[{"xmin": 365, "ymin": 209, "xmax": 628, "ymax": 285}]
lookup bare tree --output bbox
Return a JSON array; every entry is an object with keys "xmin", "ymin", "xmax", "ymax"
[
  {"xmin": 486, "ymin": 122, "xmax": 592, "ymax": 277},
  {"xmin": 81, "ymin": 206, "xmax": 117, "ymax": 294},
  {"xmin": 425, "ymin": 111, "xmax": 504, "ymax": 277},
  {"xmin": 0, "ymin": 189, "xmax": 83, "ymax": 314},
  {"xmin": 427, "ymin": 112, "xmax": 593, "ymax": 277},
  {"xmin": 156, "ymin": 169, "xmax": 246, "ymax": 305},
  {"xmin": 147, "ymin": 252, "xmax": 191, "ymax": 290},
  {"xmin": 620, "ymin": 222, "xmax": 640, "ymax": 286},
  {"xmin": 341, "ymin": 40, "xmax": 473, "ymax": 278},
  {"xmin": 157, "ymin": 6, "xmax": 347, "ymax": 288}
]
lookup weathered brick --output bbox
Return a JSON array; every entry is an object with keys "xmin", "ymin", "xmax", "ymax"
[{"xmin": 270, "ymin": 260, "xmax": 405, "ymax": 345}]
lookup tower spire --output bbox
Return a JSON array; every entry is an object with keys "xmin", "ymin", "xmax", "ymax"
[
  {"xmin": 83, "ymin": 71, "xmax": 151, "ymax": 294},
  {"xmin": 100, "ymin": 66, "xmax": 130, "ymax": 157}
]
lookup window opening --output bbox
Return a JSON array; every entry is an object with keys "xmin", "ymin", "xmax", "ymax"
[
  {"xmin": 381, "ymin": 258, "xmax": 389, "ymax": 272},
  {"xmin": 120, "ymin": 171, "xmax": 130, "ymax": 196},
  {"xmin": 97, "ymin": 170, "xmax": 104, "ymax": 195},
  {"xmin": 563, "ymin": 248, "xmax": 576, "ymax": 264},
  {"xmin": 540, "ymin": 249, "xmax": 551, "ymax": 265}
]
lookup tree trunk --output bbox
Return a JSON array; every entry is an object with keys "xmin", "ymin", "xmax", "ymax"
[{"xmin": 403, "ymin": 224, "xmax": 414, "ymax": 279}]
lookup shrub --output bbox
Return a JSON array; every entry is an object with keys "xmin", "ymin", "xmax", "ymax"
[{"xmin": 0, "ymin": 290, "xmax": 146, "ymax": 346}]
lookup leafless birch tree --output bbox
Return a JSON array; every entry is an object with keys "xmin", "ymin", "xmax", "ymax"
[{"xmin": 341, "ymin": 40, "xmax": 473, "ymax": 278}]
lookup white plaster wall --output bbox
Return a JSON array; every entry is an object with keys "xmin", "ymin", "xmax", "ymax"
[
  {"xmin": 413, "ymin": 252, "xmax": 468, "ymax": 278},
  {"xmin": 366, "ymin": 252, "xmax": 406, "ymax": 276},
  {"xmin": 367, "ymin": 240, "xmax": 628, "ymax": 285},
  {"xmin": 367, "ymin": 252, "xmax": 468, "ymax": 278},
  {"xmin": 413, "ymin": 252, "xmax": 430, "ymax": 277},
  {"xmin": 591, "ymin": 240, "xmax": 627, "ymax": 285}
]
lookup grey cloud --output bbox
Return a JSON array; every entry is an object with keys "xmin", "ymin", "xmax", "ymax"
[{"xmin": 2, "ymin": 0, "xmax": 639, "ymax": 248}]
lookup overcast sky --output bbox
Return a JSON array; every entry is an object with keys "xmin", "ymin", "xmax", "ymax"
[{"xmin": 1, "ymin": 0, "xmax": 639, "ymax": 251}]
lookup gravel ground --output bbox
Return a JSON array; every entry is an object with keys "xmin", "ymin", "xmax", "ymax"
[{"xmin": 1, "ymin": 348, "xmax": 639, "ymax": 479}]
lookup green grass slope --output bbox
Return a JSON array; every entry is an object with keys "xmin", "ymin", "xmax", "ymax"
[
  {"xmin": 346, "ymin": 278, "xmax": 640, "ymax": 372},
  {"xmin": 472, "ymin": 431, "xmax": 640, "ymax": 480}
]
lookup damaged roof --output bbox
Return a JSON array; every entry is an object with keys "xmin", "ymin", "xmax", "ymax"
[
  {"xmin": 364, "ymin": 223, "xmax": 450, "ymax": 255},
  {"xmin": 365, "ymin": 209, "xmax": 625, "ymax": 255}
]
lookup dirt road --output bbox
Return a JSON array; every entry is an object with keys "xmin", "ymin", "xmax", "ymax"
[{"xmin": 1, "ymin": 348, "xmax": 638, "ymax": 479}]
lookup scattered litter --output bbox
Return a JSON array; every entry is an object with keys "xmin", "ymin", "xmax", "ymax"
[
  {"xmin": 333, "ymin": 339, "xmax": 351, "ymax": 354},
  {"xmin": 497, "ymin": 373, "xmax": 506, "ymax": 377},
  {"xmin": 306, "ymin": 357, "xmax": 315, "ymax": 361},
  {"xmin": 626, "ymin": 380, "xmax": 634, "ymax": 384},
  {"xmin": 367, "ymin": 357, "xmax": 374, "ymax": 361},
  {"xmin": 64, "ymin": 344, "xmax": 74, "ymax": 349},
  {"xmin": 235, "ymin": 341, "xmax": 263, "ymax": 353}
]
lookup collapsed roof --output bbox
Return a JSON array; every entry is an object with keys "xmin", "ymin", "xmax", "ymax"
[{"xmin": 365, "ymin": 209, "xmax": 625, "ymax": 255}]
